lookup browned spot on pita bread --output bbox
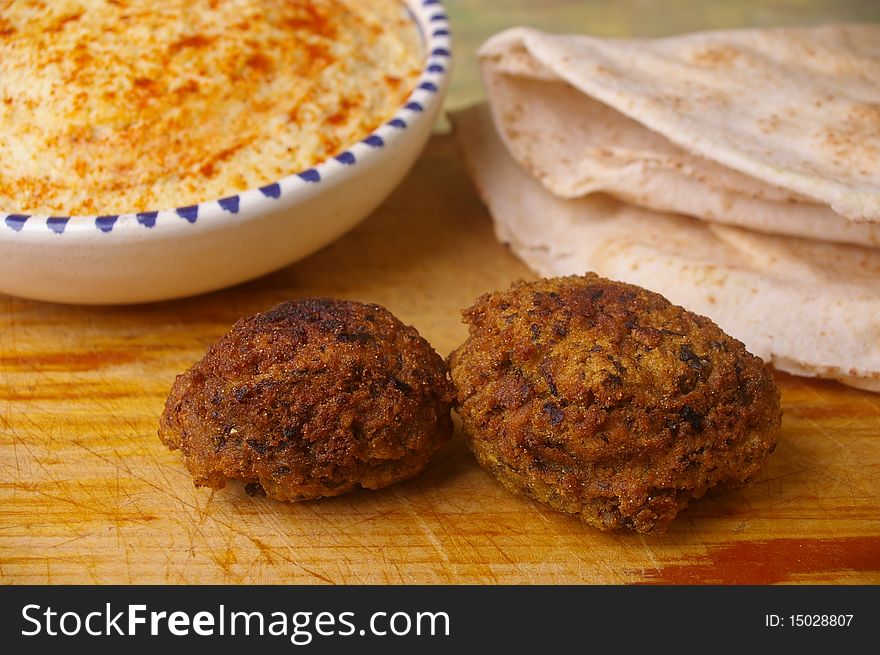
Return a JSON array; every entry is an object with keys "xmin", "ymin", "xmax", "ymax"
[
  {"xmin": 819, "ymin": 106, "xmax": 880, "ymax": 163},
  {"xmin": 757, "ymin": 114, "xmax": 782, "ymax": 135},
  {"xmin": 691, "ymin": 45, "xmax": 741, "ymax": 66},
  {"xmin": 848, "ymin": 102, "xmax": 880, "ymax": 131}
]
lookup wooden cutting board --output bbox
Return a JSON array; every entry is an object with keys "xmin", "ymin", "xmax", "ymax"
[{"xmin": 2, "ymin": 135, "xmax": 879, "ymax": 584}]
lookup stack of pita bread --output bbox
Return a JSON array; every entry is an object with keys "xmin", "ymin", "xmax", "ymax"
[{"xmin": 452, "ymin": 24, "xmax": 880, "ymax": 391}]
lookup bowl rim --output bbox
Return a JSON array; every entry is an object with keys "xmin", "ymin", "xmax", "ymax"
[{"xmin": 1, "ymin": 0, "xmax": 451, "ymax": 237}]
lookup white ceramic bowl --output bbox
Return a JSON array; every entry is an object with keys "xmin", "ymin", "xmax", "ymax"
[{"xmin": 0, "ymin": 0, "xmax": 451, "ymax": 304}]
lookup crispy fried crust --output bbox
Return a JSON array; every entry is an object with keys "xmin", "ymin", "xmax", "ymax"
[
  {"xmin": 159, "ymin": 298, "xmax": 454, "ymax": 500},
  {"xmin": 448, "ymin": 274, "xmax": 781, "ymax": 533}
]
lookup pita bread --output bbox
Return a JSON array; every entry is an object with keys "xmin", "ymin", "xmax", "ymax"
[
  {"xmin": 480, "ymin": 25, "xmax": 880, "ymax": 222},
  {"xmin": 481, "ymin": 66, "xmax": 880, "ymax": 246},
  {"xmin": 452, "ymin": 105, "xmax": 880, "ymax": 392}
]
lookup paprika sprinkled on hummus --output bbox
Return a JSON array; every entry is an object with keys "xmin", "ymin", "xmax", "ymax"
[{"xmin": 0, "ymin": 0, "xmax": 423, "ymax": 215}]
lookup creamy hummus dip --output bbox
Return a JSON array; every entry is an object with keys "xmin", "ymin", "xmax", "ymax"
[{"xmin": 0, "ymin": 0, "xmax": 423, "ymax": 215}]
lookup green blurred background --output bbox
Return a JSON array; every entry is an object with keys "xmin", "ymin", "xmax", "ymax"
[{"xmin": 442, "ymin": 0, "xmax": 880, "ymax": 110}]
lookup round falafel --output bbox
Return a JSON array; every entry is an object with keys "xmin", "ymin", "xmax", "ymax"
[
  {"xmin": 448, "ymin": 274, "xmax": 782, "ymax": 533},
  {"xmin": 159, "ymin": 298, "xmax": 454, "ymax": 501}
]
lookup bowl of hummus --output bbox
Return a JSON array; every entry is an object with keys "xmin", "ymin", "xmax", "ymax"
[{"xmin": 0, "ymin": 0, "xmax": 451, "ymax": 303}]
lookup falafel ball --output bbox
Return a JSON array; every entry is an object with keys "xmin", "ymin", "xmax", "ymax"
[
  {"xmin": 159, "ymin": 298, "xmax": 454, "ymax": 501},
  {"xmin": 448, "ymin": 274, "xmax": 781, "ymax": 533}
]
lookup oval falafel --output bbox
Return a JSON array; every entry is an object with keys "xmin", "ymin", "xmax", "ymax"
[
  {"xmin": 448, "ymin": 274, "xmax": 782, "ymax": 533},
  {"xmin": 159, "ymin": 298, "xmax": 454, "ymax": 501}
]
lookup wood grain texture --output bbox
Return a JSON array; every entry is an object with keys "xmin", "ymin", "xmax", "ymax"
[{"xmin": 2, "ymin": 135, "xmax": 879, "ymax": 584}]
